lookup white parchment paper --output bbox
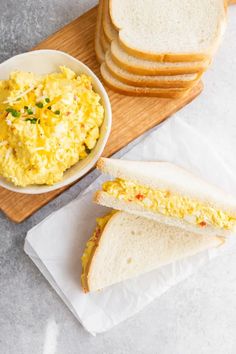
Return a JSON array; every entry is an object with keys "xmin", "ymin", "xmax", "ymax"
[{"xmin": 24, "ymin": 7, "xmax": 236, "ymax": 335}]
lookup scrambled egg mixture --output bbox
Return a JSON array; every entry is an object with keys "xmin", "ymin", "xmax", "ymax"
[
  {"xmin": 0, "ymin": 66, "xmax": 104, "ymax": 186},
  {"xmin": 81, "ymin": 211, "xmax": 116, "ymax": 292},
  {"xmin": 102, "ymin": 178, "xmax": 236, "ymax": 230}
]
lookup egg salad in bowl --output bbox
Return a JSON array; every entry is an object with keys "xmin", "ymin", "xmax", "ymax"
[{"xmin": 0, "ymin": 50, "xmax": 111, "ymax": 193}]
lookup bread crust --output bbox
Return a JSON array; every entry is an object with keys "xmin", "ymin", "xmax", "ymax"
[
  {"xmin": 110, "ymin": 46, "xmax": 209, "ymax": 76},
  {"xmin": 82, "ymin": 226, "xmax": 103, "ymax": 293},
  {"xmin": 95, "ymin": 0, "xmax": 105, "ymax": 64},
  {"xmin": 102, "ymin": 0, "xmax": 117, "ymax": 42},
  {"xmin": 86, "ymin": 213, "xmax": 119, "ymax": 292},
  {"xmin": 100, "ymin": 1, "xmax": 211, "ymax": 76},
  {"xmin": 101, "ymin": 64, "xmax": 191, "ymax": 98},
  {"xmin": 105, "ymin": 51, "xmax": 202, "ymax": 88},
  {"xmin": 96, "ymin": 157, "xmax": 105, "ymax": 171},
  {"xmin": 100, "ymin": 28, "xmax": 110, "ymax": 52},
  {"xmin": 119, "ymin": 39, "xmax": 211, "ymax": 63}
]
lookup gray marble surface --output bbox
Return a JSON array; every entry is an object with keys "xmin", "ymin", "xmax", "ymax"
[{"xmin": 1, "ymin": 1, "xmax": 236, "ymax": 354}]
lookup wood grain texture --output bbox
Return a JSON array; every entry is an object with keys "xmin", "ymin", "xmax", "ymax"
[{"xmin": 0, "ymin": 6, "xmax": 203, "ymax": 223}]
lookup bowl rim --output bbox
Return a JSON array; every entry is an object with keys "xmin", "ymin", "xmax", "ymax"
[{"xmin": 0, "ymin": 49, "xmax": 112, "ymax": 194}]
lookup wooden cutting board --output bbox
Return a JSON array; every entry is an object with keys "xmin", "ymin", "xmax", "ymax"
[{"xmin": 0, "ymin": 6, "xmax": 203, "ymax": 223}]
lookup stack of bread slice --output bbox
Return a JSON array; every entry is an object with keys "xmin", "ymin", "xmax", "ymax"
[{"xmin": 95, "ymin": 0, "xmax": 227, "ymax": 98}]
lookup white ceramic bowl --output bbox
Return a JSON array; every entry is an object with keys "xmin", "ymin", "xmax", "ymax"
[{"xmin": 0, "ymin": 50, "xmax": 112, "ymax": 194}]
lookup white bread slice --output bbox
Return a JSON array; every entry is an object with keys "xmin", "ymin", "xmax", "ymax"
[
  {"xmin": 95, "ymin": 0, "xmax": 105, "ymax": 64},
  {"xmin": 99, "ymin": 0, "xmax": 210, "ymax": 76},
  {"xmin": 109, "ymin": 0, "xmax": 227, "ymax": 62},
  {"xmin": 102, "ymin": 0, "xmax": 210, "ymax": 74},
  {"xmin": 86, "ymin": 211, "xmax": 222, "ymax": 292},
  {"xmin": 100, "ymin": 64, "xmax": 190, "ymax": 98},
  {"xmin": 105, "ymin": 51, "xmax": 200, "ymax": 88},
  {"xmin": 97, "ymin": 158, "xmax": 236, "ymax": 216},
  {"xmin": 100, "ymin": 26, "xmax": 110, "ymax": 52},
  {"xmin": 111, "ymin": 40, "xmax": 210, "ymax": 76},
  {"xmin": 102, "ymin": 0, "xmax": 117, "ymax": 42}
]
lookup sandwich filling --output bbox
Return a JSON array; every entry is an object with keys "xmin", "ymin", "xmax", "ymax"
[
  {"xmin": 81, "ymin": 211, "xmax": 116, "ymax": 292},
  {"xmin": 102, "ymin": 178, "xmax": 236, "ymax": 230}
]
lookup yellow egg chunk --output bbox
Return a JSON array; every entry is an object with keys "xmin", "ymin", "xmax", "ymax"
[
  {"xmin": 102, "ymin": 178, "xmax": 236, "ymax": 230},
  {"xmin": 0, "ymin": 66, "xmax": 104, "ymax": 187}
]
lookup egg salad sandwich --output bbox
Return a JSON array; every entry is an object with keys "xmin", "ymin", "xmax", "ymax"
[
  {"xmin": 81, "ymin": 211, "xmax": 222, "ymax": 292},
  {"xmin": 94, "ymin": 158, "xmax": 236, "ymax": 238}
]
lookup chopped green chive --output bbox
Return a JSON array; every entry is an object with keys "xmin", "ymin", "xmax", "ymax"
[
  {"xmin": 54, "ymin": 110, "xmax": 60, "ymax": 115},
  {"xmin": 36, "ymin": 102, "xmax": 43, "ymax": 108},
  {"xmin": 45, "ymin": 98, "xmax": 50, "ymax": 103},
  {"xmin": 27, "ymin": 108, "xmax": 33, "ymax": 115},
  {"xmin": 47, "ymin": 106, "xmax": 52, "ymax": 110},
  {"xmin": 24, "ymin": 105, "xmax": 28, "ymax": 110},
  {"xmin": 25, "ymin": 118, "xmax": 39, "ymax": 124},
  {"xmin": 16, "ymin": 97, "xmax": 21, "ymax": 101},
  {"xmin": 6, "ymin": 108, "xmax": 20, "ymax": 117}
]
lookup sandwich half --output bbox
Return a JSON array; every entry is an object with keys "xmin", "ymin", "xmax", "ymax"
[
  {"xmin": 81, "ymin": 211, "xmax": 222, "ymax": 292},
  {"xmin": 94, "ymin": 158, "xmax": 236, "ymax": 237}
]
